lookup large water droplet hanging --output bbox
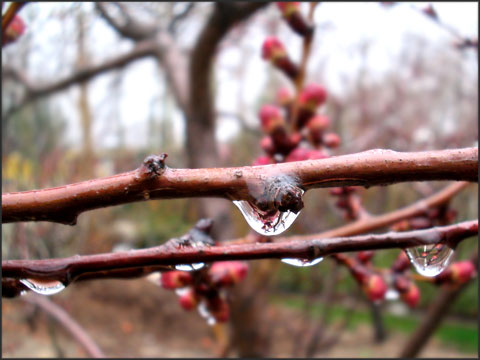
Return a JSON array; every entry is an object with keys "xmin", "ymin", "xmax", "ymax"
[
  {"xmin": 19, "ymin": 278, "xmax": 65, "ymax": 296},
  {"xmin": 405, "ymin": 243, "xmax": 454, "ymax": 277},
  {"xmin": 233, "ymin": 200, "xmax": 301, "ymax": 236},
  {"xmin": 175, "ymin": 263, "xmax": 205, "ymax": 272},
  {"xmin": 281, "ymin": 257, "xmax": 323, "ymax": 267}
]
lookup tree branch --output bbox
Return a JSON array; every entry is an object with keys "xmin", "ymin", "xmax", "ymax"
[
  {"xmin": 3, "ymin": 40, "xmax": 158, "ymax": 116},
  {"xmin": 2, "ymin": 148, "xmax": 477, "ymax": 225},
  {"xmin": 2, "ymin": 220, "xmax": 477, "ymax": 298},
  {"xmin": 21, "ymin": 294, "xmax": 106, "ymax": 358},
  {"xmin": 284, "ymin": 181, "xmax": 472, "ymax": 242},
  {"xmin": 95, "ymin": 2, "xmax": 157, "ymax": 41}
]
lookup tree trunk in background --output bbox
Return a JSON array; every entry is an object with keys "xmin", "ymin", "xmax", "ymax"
[{"xmin": 184, "ymin": 4, "xmax": 271, "ymax": 356}]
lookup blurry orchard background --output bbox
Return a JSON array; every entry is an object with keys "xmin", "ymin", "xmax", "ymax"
[{"xmin": 2, "ymin": 2, "xmax": 478, "ymax": 358}]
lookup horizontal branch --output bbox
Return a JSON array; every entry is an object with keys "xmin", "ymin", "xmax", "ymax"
[
  {"xmin": 2, "ymin": 148, "xmax": 477, "ymax": 225},
  {"xmin": 2, "ymin": 221, "xmax": 477, "ymax": 297},
  {"xmin": 283, "ymin": 181, "xmax": 471, "ymax": 242}
]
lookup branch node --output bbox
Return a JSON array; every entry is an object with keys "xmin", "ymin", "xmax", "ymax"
[{"xmin": 139, "ymin": 153, "xmax": 168, "ymax": 179}]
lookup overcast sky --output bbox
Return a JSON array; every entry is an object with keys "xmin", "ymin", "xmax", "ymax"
[{"xmin": 2, "ymin": 2, "xmax": 478, "ymax": 149}]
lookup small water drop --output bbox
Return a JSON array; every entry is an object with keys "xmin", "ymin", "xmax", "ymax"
[
  {"xmin": 175, "ymin": 263, "xmax": 205, "ymax": 271},
  {"xmin": 19, "ymin": 279, "xmax": 66, "ymax": 296},
  {"xmin": 143, "ymin": 191, "xmax": 150, "ymax": 200},
  {"xmin": 385, "ymin": 289, "xmax": 399, "ymax": 300},
  {"xmin": 281, "ymin": 257, "xmax": 323, "ymax": 267},
  {"xmin": 405, "ymin": 244, "xmax": 454, "ymax": 277},
  {"xmin": 20, "ymin": 290, "xmax": 27, "ymax": 296},
  {"xmin": 198, "ymin": 302, "xmax": 216, "ymax": 326},
  {"xmin": 175, "ymin": 287, "xmax": 190, "ymax": 296},
  {"xmin": 233, "ymin": 200, "xmax": 301, "ymax": 236}
]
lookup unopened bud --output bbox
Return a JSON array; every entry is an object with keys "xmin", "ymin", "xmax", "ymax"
[
  {"xmin": 262, "ymin": 36, "xmax": 299, "ymax": 79},
  {"xmin": 401, "ymin": 282, "xmax": 420, "ymax": 308},
  {"xmin": 276, "ymin": 2, "xmax": 314, "ymax": 37},
  {"xmin": 363, "ymin": 274, "xmax": 387, "ymax": 302},
  {"xmin": 210, "ymin": 261, "xmax": 249, "ymax": 286},
  {"xmin": 3, "ymin": 15, "xmax": 26, "ymax": 46},
  {"xmin": 178, "ymin": 288, "xmax": 199, "ymax": 310},
  {"xmin": 323, "ymin": 132, "xmax": 341, "ymax": 148},
  {"xmin": 160, "ymin": 271, "xmax": 193, "ymax": 289}
]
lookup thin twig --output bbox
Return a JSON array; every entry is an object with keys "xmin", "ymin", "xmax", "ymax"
[
  {"xmin": 21, "ymin": 294, "xmax": 106, "ymax": 358},
  {"xmin": 2, "ymin": 148, "xmax": 477, "ymax": 225},
  {"xmin": 289, "ymin": 2, "xmax": 317, "ymax": 131},
  {"xmin": 2, "ymin": 220, "xmax": 477, "ymax": 297}
]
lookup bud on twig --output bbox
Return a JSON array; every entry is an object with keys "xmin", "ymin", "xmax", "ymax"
[
  {"xmin": 2, "ymin": 15, "xmax": 26, "ymax": 46},
  {"xmin": 276, "ymin": 2, "xmax": 314, "ymax": 37},
  {"xmin": 178, "ymin": 288, "xmax": 199, "ymax": 310},
  {"xmin": 160, "ymin": 271, "xmax": 193, "ymax": 289},
  {"xmin": 262, "ymin": 36, "xmax": 299, "ymax": 79}
]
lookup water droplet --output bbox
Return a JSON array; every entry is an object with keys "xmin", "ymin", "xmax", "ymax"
[
  {"xmin": 143, "ymin": 191, "xmax": 150, "ymax": 200},
  {"xmin": 20, "ymin": 290, "xmax": 27, "ymax": 296},
  {"xmin": 405, "ymin": 244, "xmax": 454, "ymax": 277},
  {"xmin": 175, "ymin": 263, "xmax": 205, "ymax": 271},
  {"xmin": 233, "ymin": 200, "xmax": 301, "ymax": 236},
  {"xmin": 175, "ymin": 287, "xmax": 190, "ymax": 296},
  {"xmin": 281, "ymin": 257, "xmax": 323, "ymax": 267},
  {"xmin": 19, "ymin": 279, "xmax": 66, "ymax": 296},
  {"xmin": 385, "ymin": 289, "xmax": 399, "ymax": 300},
  {"xmin": 197, "ymin": 302, "xmax": 216, "ymax": 326}
]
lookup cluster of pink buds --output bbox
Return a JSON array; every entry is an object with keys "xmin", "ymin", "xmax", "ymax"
[
  {"xmin": 256, "ymin": 3, "xmax": 341, "ymax": 166},
  {"xmin": 2, "ymin": 15, "xmax": 26, "ymax": 47},
  {"xmin": 158, "ymin": 260, "xmax": 248, "ymax": 325}
]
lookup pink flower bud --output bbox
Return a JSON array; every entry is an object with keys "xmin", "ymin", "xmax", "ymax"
[
  {"xmin": 299, "ymin": 84, "xmax": 327, "ymax": 111},
  {"xmin": 252, "ymin": 155, "xmax": 273, "ymax": 166},
  {"xmin": 401, "ymin": 282, "xmax": 420, "ymax": 308},
  {"xmin": 276, "ymin": 2, "xmax": 300, "ymax": 17},
  {"xmin": 260, "ymin": 136, "xmax": 275, "ymax": 156},
  {"xmin": 261, "ymin": 37, "xmax": 298, "ymax": 79},
  {"xmin": 262, "ymin": 36, "xmax": 286, "ymax": 61},
  {"xmin": 276, "ymin": 87, "xmax": 294, "ymax": 106},
  {"xmin": 276, "ymin": 2, "xmax": 313, "ymax": 37},
  {"xmin": 258, "ymin": 104, "xmax": 286, "ymax": 134},
  {"xmin": 286, "ymin": 147, "xmax": 327, "ymax": 162},
  {"xmin": 210, "ymin": 261, "xmax": 249, "ymax": 286},
  {"xmin": 323, "ymin": 132, "xmax": 341, "ymax": 148},
  {"xmin": 178, "ymin": 289, "xmax": 199, "ymax": 310},
  {"xmin": 161, "ymin": 271, "xmax": 193, "ymax": 289},
  {"xmin": 363, "ymin": 274, "xmax": 387, "ymax": 302},
  {"xmin": 3, "ymin": 15, "xmax": 26, "ymax": 46},
  {"xmin": 450, "ymin": 261, "xmax": 476, "ymax": 284},
  {"xmin": 357, "ymin": 251, "xmax": 375, "ymax": 264}
]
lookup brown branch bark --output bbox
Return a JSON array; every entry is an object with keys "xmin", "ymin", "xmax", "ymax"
[
  {"xmin": 21, "ymin": 294, "xmax": 106, "ymax": 358},
  {"xmin": 2, "ymin": 147, "xmax": 477, "ymax": 225},
  {"xmin": 2, "ymin": 220, "xmax": 477, "ymax": 296}
]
